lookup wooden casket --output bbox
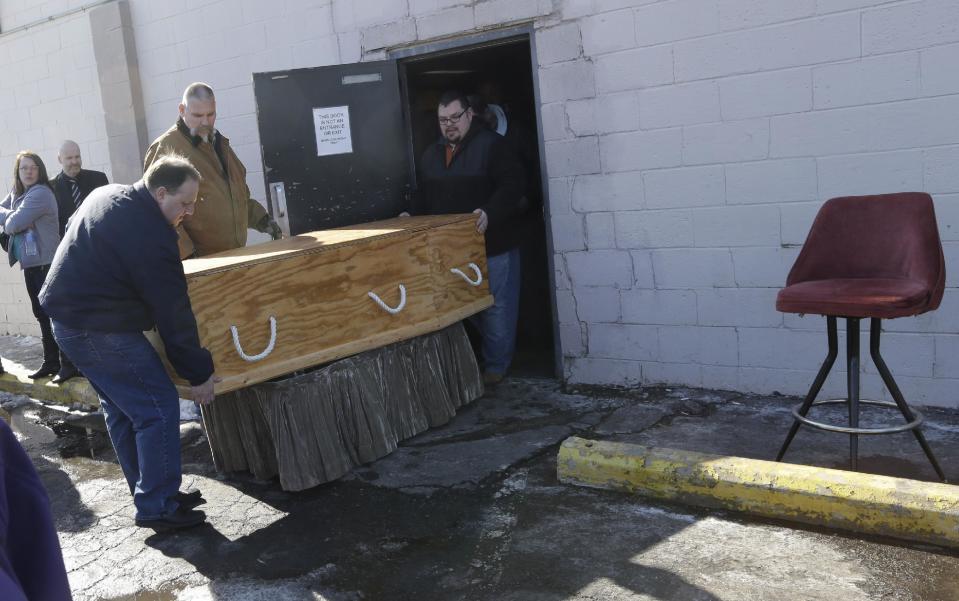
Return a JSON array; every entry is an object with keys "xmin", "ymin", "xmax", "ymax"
[{"xmin": 156, "ymin": 214, "xmax": 492, "ymax": 395}]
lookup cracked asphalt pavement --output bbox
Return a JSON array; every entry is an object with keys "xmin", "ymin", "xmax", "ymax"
[{"xmin": 7, "ymin": 378, "xmax": 959, "ymax": 600}]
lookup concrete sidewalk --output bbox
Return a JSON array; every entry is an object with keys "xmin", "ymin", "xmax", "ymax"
[
  {"xmin": 7, "ymin": 370, "xmax": 959, "ymax": 600},
  {"xmin": 0, "ymin": 334, "xmax": 99, "ymax": 409}
]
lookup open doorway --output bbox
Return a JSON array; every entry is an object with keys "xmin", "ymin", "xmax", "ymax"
[
  {"xmin": 252, "ymin": 31, "xmax": 558, "ymax": 379},
  {"xmin": 397, "ymin": 36, "xmax": 555, "ymax": 379}
]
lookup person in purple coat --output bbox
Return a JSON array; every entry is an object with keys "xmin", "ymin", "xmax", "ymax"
[{"xmin": 0, "ymin": 419, "xmax": 72, "ymax": 600}]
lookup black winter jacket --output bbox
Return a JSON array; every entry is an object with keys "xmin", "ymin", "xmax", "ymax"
[{"xmin": 411, "ymin": 125, "xmax": 526, "ymax": 256}]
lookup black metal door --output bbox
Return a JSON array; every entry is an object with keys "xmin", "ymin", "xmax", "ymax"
[{"xmin": 253, "ymin": 61, "xmax": 411, "ymax": 234}]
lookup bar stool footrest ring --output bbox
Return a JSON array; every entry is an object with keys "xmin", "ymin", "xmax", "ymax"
[{"xmin": 791, "ymin": 399, "xmax": 923, "ymax": 435}]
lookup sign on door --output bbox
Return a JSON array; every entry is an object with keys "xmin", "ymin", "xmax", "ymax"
[{"xmin": 313, "ymin": 106, "xmax": 353, "ymax": 156}]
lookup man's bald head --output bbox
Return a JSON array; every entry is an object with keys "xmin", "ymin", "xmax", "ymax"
[
  {"xmin": 58, "ymin": 140, "xmax": 82, "ymax": 178},
  {"xmin": 179, "ymin": 82, "xmax": 217, "ymax": 142}
]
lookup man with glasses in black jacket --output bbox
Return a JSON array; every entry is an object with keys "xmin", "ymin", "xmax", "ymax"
[{"xmin": 405, "ymin": 90, "xmax": 526, "ymax": 386}]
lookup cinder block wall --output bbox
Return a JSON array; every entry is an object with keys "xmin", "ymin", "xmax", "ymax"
[
  {"xmin": 2, "ymin": 0, "xmax": 958, "ymax": 406},
  {"xmin": 0, "ymin": 6, "xmax": 111, "ymax": 337},
  {"xmin": 542, "ymin": 0, "xmax": 959, "ymax": 408}
]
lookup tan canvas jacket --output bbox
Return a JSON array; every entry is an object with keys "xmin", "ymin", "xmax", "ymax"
[{"xmin": 144, "ymin": 120, "xmax": 268, "ymax": 258}]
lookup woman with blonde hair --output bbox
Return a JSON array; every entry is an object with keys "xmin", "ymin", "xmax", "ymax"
[{"xmin": 0, "ymin": 151, "xmax": 63, "ymax": 380}]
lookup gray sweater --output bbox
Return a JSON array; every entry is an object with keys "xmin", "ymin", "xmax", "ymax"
[{"xmin": 0, "ymin": 184, "xmax": 60, "ymax": 269}]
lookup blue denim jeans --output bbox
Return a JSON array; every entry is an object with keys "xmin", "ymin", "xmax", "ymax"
[
  {"xmin": 51, "ymin": 321, "xmax": 181, "ymax": 521},
  {"xmin": 470, "ymin": 247, "xmax": 521, "ymax": 375}
]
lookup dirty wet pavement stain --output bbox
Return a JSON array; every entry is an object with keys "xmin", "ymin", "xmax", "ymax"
[{"xmin": 8, "ymin": 380, "xmax": 959, "ymax": 600}]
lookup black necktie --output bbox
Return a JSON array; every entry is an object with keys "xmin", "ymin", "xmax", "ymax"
[{"xmin": 69, "ymin": 178, "xmax": 81, "ymax": 208}]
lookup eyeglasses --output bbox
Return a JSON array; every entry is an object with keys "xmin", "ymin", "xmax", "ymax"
[{"xmin": 438, "ymin": 109, "xmax": 468, "ymax": 126}]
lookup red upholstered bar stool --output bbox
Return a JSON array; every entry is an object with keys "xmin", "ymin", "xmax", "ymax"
[{"xmin": 775, "ymin": 192, "xmax": 946, "ymax": 481}]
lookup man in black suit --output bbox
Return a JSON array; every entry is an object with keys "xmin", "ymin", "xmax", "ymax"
[
  {"xmin": 49, "ymin": 140, "xmax": 108, "ymax": 383},
  {"xmin": 51, "ymin": 140, "xmax": 109, "ymax": 238}
]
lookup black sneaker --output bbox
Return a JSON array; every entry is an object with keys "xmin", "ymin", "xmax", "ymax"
[
  {"xmin": 174, "ymin": 489, "xmax": 206, "ymax": 509},
  {"xmin": 135, "ymin": 507, "xmax": 206, "ymax": 530}
]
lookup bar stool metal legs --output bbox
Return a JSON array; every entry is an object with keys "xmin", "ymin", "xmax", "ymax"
[
  {"xmin": 776, "ymin": 316, "xmax": 838, "ymax": 462},
  {"xmin": 847, "ymin": 317, "xmax": 860, "ymax": 469},
  {"xmin": 869, "ymin": 318, "xmax": 946, "ymax": 481},
  {"xmin": 776, "ymin": 316, "xmax": 946, "ymax": 482}
]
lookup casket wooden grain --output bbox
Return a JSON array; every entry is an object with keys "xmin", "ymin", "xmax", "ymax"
[{"xmin": 156, "ymin": 215, "xmax": 491, "ymax": 395}]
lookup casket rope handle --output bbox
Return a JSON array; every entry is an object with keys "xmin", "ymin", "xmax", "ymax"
[
  {"xmin": 450, "ymin": 262, "xmax": 483, "ymax": 287},
  {"xmin": 368, "ymin": 284, "xmax": 407, "ymax": 315},
  {"xmin": 230, "ymin": 315, "xmax": 277, "ymax": 362}
]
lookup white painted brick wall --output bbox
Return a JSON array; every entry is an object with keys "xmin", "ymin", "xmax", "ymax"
[
  {"xmin": 580, "ymin": 9, "xmax": 635, "ymax": 56},
  {"xmin": 817, "ymin": 150, "xmax": 923, "ymax": 199},
  {"xmin": 643, "ymin": 165, "xmax": 724, "ymax": 209},
  {"xmin": 593, "ymin": 46, "xmax": 673, "ymax": 94},
  {"xmin": 718, "ymin": 68, "xmax": 812, "ymax": 120},
  {"xmin": 635, "ymin": 0, "xmax": 718, "ymax": 46},
  {"xmin": 540, "ymin": 102, "xmax": 569, "ymax": 141},
  {"xmin": 545, "ymin": 136, "xmax": 600, "ymax": 177},
  {"xmin": 674, "ymin": 14, "xmax": 860, "ymax": 82},
  {"xmin": 538, "ymin": 59, "xmax": 594, "ymax": 103},
  {"xmin": 813, "ymin": 53, "xmax": 919, "ymax": 110},
  {"xmin": 585, "ymin": 212, "xmax": 615, "ymax": 249},
  {"xmin": 718, "ymin": 0, "xmax": 816, "ymax": 31},
  {"xmin": 535, "ymin": 22, "xmax": 581, "ymax": 66},
  {"xmin": 615, "ymin": 209, "xmax": 693, "ymax": 248},
  {"xmin": 621, "ymin": 289, "xmax": 698, "ymax": 325},
  {"xmin": 683, "ymin": 118, "xmax": 769, "ymax": 165},
  {"xmin": 473, "ymin": 0, "xmax": 550, "ymax": 28},
  {"xmin": 361, "ymin": 19, "xmax": 417, "ymax": 51},
  {"xmin": 861, "ymin": 0, "xmax": 959, "ymax": 56},
  {"xmin": 600, "ymin": 129, "xmax": 683, "ymax": 172},
  {"xmin": 696, "ymin": 288, "xmax": 782, "ymax": 327},
  {"xmin": 559, "ymin": 322, "xmax": 586, "ymax": 358},
  {"xmin": 658, "ymin": 325, "xmax": 739, "ymax": 366},
  {"xmin": 548, "ymin": 176, "xmax": 573, "ymax": 215},
  {"xmin": 643, "ymin": 361, "xmax": 702, "ymax": 387},
  {"xmin": 731, "ymin": 247, "xmax": 799, "ymax": 288},
  {"xmin": 0, "ymin": 8, "xmax": 109, "ymax": 336},
  {"xmin": 573, "ymin": 287, "xmax": 621, "ymax": 323},
  {"xmin": 416, "ymin": 7, "xmax": 475, "ymax": 41},
  {"xmin": 571, "ymin": 171, "xmax": 645, "ymax": 212},
  {"xmin": 594, "ymin": 92, "xmax": 640, "ymax": 135},
  {"xmin": 639, "ymin": 81, "xmax": 720, "ymax": 129},
  {"xmin": 770, "ymin": 96, "xmax": 959, "ymax": 158},
  {"xmin": 4, "ymin": 0, "xmax": 959, "ymax": 408},
  {"xmin": 923, "ymin": 146, "xmax": 959, "ymax": 194},
  {"xmin": 692, "ymin": 205, "xmax": 780, "ymax": 247},
  {"xmin": 589, "ymin": 323, "xmax": 658, "ymax": 360},
  {"xmin": 550, "ymin": 214, "xmax": 586, "ymax": 252},
  {"xmin": 920, "ymin": 43, "xmax": 959, "ymax": 97},
  {"xmin": 566, "ymin": 356, "xmax": 643, "ymax": 386},
  {"xmin": 630, "ymin": 250, "xmax": 655, "ymax": 288},
  {"xmin": 780, "ymin": 202, "xmax": 822, "ymax": 246},
  {"xmin": 652, "ymin": 249, "xmax": 735, "ymax": 289},
  {"xmin": 564, "ymin": 99, "xmax": 594, "ymax": 137},
  {"xmin": 725, "ymin": 158, "xmax": 817, "ymax": 205},
  {"xmin": 566, "ymin": 250, "xmax": 634, "ymax": 288}
]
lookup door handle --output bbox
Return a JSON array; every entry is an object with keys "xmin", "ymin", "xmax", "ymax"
[{"xmin": 268, "ymin": 182, "xmax": 291, "ymax": 236}]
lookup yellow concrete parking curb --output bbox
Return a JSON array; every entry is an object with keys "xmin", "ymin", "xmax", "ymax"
[
  {"xmin": 0, "ymin": 358, "xmax": 99, "ymax": 410},
  {"xmin": 557, "ymin": 436, "xmax": 959, "ymax": 548}
]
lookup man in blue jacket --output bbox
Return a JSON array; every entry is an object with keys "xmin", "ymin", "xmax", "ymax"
[{"xmin": 39, "ymin": 155, "xmax": 217, "ymax": 530}]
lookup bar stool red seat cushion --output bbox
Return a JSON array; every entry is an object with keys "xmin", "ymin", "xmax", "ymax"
[{"xmin": 776, "ymin": 193, "xmax": 945, "ymax": 319}]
